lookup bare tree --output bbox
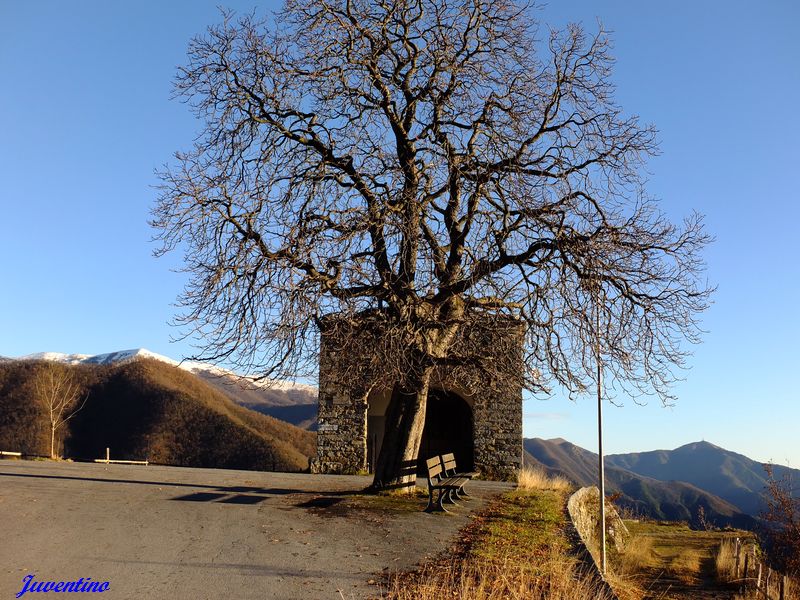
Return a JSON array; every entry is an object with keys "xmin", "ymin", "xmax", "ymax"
[
  {"xmin": 153, "ymin": 0, "xmax": 712, "ymax": 490},
  {"xmin": 761, "ymin": 464, "xmax": 800, "ymax": 575},
  {"xmin": 35, "ymin": 362, "xmax": 87, "ymax": 459}
]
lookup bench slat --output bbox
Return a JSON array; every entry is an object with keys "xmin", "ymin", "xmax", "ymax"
[
  {"xmin": 424, "ymin": 454, "xmax": 471, "ymax": 513},
  {"xmin": 441, "ymin": 453, "xmax": 479, "ymax": 480}
]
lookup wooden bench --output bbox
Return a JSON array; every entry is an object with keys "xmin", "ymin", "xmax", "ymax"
[
  {"xmin": 441, "ymin": 453, "xmax": 479, "ymax": 498},
  {"xmin": 423, "ymin": 456, "xmax": 468, "ymax": 513}
]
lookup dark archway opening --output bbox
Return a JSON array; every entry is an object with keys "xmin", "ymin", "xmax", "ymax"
[{"xmin": 417, "ymin": 389, "xmax": 474, "ymax": 474}]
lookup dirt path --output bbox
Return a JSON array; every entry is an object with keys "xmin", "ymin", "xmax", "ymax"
[
  {"xmin": 642, "ymin": 565, "xmax": 738, "ymax": 600},
  {"xmin": 0, "ymin": 460, "xmax": 511, "ymax": 600},
  {"xmin": 628, "ymin": 521, "xmax": 743, "ymax": 600}
]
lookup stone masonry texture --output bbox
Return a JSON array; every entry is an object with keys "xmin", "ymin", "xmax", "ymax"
[{"xmin": 310, "ymin": 316, "xmax": 523, "ymax": 480}]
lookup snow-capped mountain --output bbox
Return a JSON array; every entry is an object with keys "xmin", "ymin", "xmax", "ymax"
[
  {"xmin": 15, "ymin": 348, "xmax": 317, "ymax": 397},
  {"xmin": 20, "ymin": 349, "xmax": 179, "ymax": 367},
  {"xmin": 12, "ymin": 348, "xmax": 319, "ymax": 429},
  {"xmin": 20, "ymin": 351, "xmax": 93, "ymax": 364}
]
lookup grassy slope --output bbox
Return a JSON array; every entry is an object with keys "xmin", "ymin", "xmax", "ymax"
[
  {"xmin": 619, "ymin": 520, "xmax": 752, "ymax": 599},
  {"xmin": 389, "ymin": 484, "xmax": 615, "ymax": 599},
  {"xmin": 383, "ymin": 469, "xmax": 758, "ymax": 600},
  {"xmin": 0, "ymin": 359, "xmax": 315, "ymax": 472}
]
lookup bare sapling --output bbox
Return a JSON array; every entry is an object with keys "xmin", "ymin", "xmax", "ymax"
[{"xmin": 34, "ymin": 363, "xmax": 88, "ymax": 459}]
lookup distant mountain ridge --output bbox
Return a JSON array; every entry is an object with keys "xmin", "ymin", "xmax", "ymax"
[
  {"xmin": 606, "ymin": 440, "xmax": 799, "ymax": 517},
  {"xmin": 17, "ymin": 348, "xmax": 316, "ymax": 392},
  {"xmin": 13, "ymin": 349, "xmax": 319, "ymax": 430},
  {"xmin": 524, "ymin": 438, "xmax": 800, "ymax": 525},
  {"xmin": 523, "ymin": 437, "xmax": 770, "ymax": 528}
]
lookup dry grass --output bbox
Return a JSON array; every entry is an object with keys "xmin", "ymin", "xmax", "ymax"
[
  {"xmin": 733, "ymin": 573, "xmax": 800, "ymax": 600},
  {"xmin": 604, "ymin": 521, "xmax": 800, "ymax": 599},
  {"xmin": 786, "ymin": 577, "xmax": 800, "ymax": 600},
  {"xmin": 388, "ymin": 551, "xmax": 614, "ymax": 600},
  {"xmin": 604, "ymin": 536, "xmax": 657, "ymax": 600},
  {"xmin": 714, "ymin": 538, "xmax": 800, "ymax": 599},
  {"xmin": 616, "ymin": 535, "xmax": 657, "ymax": 574},
  {"xmin": 516, "ymin": 465, "xmax": 571, "ymax": 492},
  {"xmin": 714, "ymin": 536, "xmax": 739, "ymax": 583},
  {"xmin": 386, "ymin": 487, "xmax": 613, "ymax": 600},
  {"xmin": 604, "ymin": 570, "xmax": 647, "ymax": 600},
  {"xmin": 626, "ymin": 520, "xmax": 751, "ymax": 577},
  {"xmin": 667, "ymin": 548, "xmax": 704, "ymax": 584},
  {"xmin": 605, "ymin": 521, "xmax": 749, "ymax": 599}
]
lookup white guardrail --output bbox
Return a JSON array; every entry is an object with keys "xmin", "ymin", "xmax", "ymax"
[{"xmin": 93, "ymin": 447, "xmax": 149, "ymax": 466}]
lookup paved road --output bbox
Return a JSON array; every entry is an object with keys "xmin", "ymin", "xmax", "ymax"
[{"xmin": 0, "ymin": 460, "xmax": 511, "ymax": 600}]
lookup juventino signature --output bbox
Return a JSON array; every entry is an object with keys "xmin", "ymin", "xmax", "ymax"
[{"xmin": 16, "ymin": 575, "xmax": 110, "ymax": 597}]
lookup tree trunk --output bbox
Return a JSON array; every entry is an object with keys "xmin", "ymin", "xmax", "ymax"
[
  {"xmin": 50, "ymin": 424, "xmax": 56, "ymax": 460},
  {"xmin": 371, "ymin": 365, "xmax": 433, "ymax": 493}
]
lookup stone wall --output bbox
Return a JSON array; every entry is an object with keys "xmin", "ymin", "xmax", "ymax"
[
  {"xmin": 472, "ymin": 387, "xmax": 522, "ymax": 480},
  {"xmin": 567, "ymin": 486, "xmax": 629, "ymax": 563},
  {"xmin": 310, "ymin": 315, "xmax": 523, "ymax": 479},
  {"xmin": 566, "ymin": 486, "xmax": 628, "ymax": 599},
  {"xmin": 310, "ymin": 345, "xmax": 370, "ymax": 474}
]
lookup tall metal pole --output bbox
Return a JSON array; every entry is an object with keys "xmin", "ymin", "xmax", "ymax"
[{"xmin": 596, "ymin": 283, "xmax": 607, "ymax": 576}]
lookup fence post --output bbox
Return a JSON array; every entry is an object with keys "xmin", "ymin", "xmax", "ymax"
[
  {"xmin": 766, "ymin": 568, "xmax": 772, "ymax": 599},
  {"xmin": 743, "ymin": 552, "xmax": 750, "ymax": 584},
  {"xmin": 757, "ymin": 562, "xmax": 762, "ymax": 591},
  {"xmin": 106, "ymin": 447, "xmax": 110, "ymax": 464},
  {"xmin": 735, "ymin": 537, "xmax": 741, "ymax": 580}
]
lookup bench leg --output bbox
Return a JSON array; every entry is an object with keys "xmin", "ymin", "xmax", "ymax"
[
  {"xmin": 448, "ymin": 487, "xmax": 466, "ymax": 506},
  {"xmin": 424, "ymin": 487, "xmax": 436, "ymax": 512},
  {"xmin": 449, "ymin": 485, "xmax": 464, "ymax": 501},
  {"xmin": 425, "ymin": 487, "xmax": 451, "ymax": 512},
  {"xmin": 437, "ymin": 488, "xmax": 450, "ymax": 513}
]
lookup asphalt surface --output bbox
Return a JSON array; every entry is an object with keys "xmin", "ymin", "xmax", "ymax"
[{"xmin": 0, "ymin": 460, "xmax": 511, "ymax": 600}]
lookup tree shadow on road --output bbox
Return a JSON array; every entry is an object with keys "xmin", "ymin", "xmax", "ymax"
[{"xmin": 0, "ymin": 469, "xmax": 367, "ymax": 507}]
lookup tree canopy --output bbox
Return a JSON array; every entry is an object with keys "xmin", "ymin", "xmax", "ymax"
[{"xmin": 154, "ymin": 0, "xmax": 712, "ymax": 488}]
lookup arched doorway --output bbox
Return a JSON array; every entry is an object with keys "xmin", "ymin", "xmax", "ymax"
[
  {"xmin": 366, "ymin": 387, "xmax": 475, "ymax": 474},
  {"xmin": 417, "ymin": 389, "xmax": 474, "ymax": 473}
]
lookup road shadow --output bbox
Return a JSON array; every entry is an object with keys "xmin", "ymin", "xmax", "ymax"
[
  {"xmin": 1, "ymin": 470, "xmax": 367, "ymax": 508},
  {"xmin": 295, "ymin": 496, "xmax": 344, "ymax": 509}
]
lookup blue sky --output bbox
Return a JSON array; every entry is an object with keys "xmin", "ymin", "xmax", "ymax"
[{"xmin": 1, "ymin": 1, "xmax": 798, "ymax": 466}]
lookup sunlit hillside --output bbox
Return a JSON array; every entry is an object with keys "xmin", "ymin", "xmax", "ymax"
[{"xmin": 0, "ymin": 358, "xmax": 315, "ymax": 472}]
